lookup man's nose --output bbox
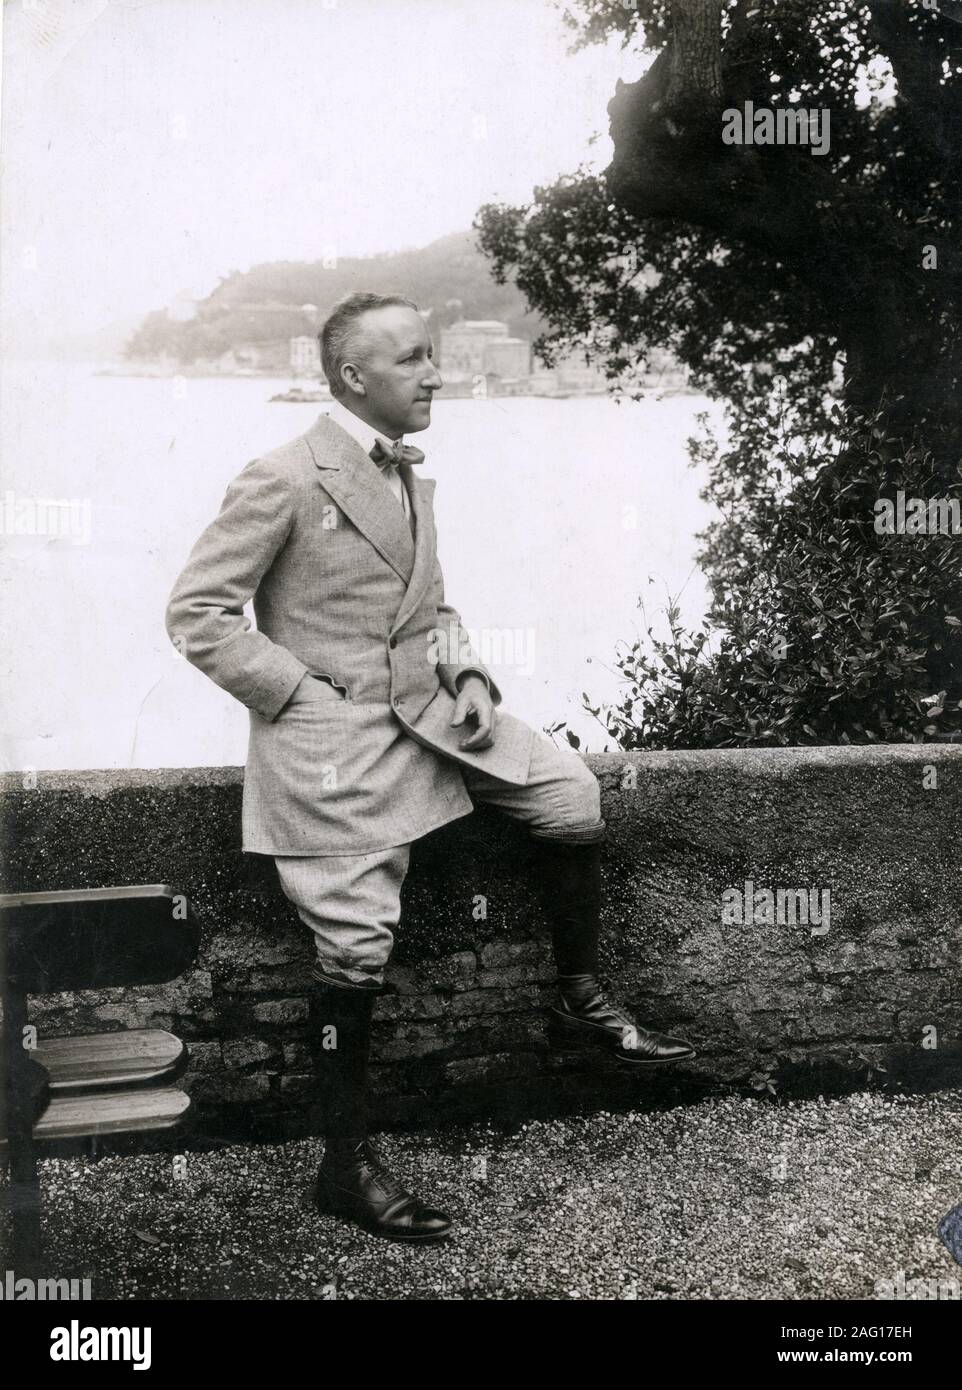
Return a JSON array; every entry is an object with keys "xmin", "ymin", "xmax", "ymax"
[{"xmin": 423, "ymin": 363, "xmax": 443, "ymax": 390}]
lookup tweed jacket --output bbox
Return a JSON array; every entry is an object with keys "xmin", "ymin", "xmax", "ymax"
[{"xmin": 165, "ymin": 412, "xmax": 535, "ymax": 854}]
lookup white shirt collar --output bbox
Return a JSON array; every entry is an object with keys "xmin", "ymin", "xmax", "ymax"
[{"xmin": 327, "ymin": 398, "xmax": 402, "ymax": 458}]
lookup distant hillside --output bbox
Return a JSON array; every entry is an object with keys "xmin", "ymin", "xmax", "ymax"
[{"xmin": 125, "ymin": 231, "xmax": 541, "ymax": 368}]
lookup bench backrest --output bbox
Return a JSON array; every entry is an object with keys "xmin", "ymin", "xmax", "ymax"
[{"xmin": 0, "ymin": 885, "xmax": 201, "ymax": 994}]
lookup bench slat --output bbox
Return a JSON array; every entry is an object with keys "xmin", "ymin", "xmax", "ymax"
[
  {"xmin": 0, "ymin": 1087, "xmax": 192, "ymax": 1144},
  {"xmin": 33, "ymin": 1030, "xmax": 188, "ymax": 1094},
  {"xmin": 0, "ymin": 884, "xmax": 180, "ymax": 910}
]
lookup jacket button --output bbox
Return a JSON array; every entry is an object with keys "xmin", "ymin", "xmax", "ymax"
[
  {"xmin": 389, "ymin": 636, "xmax": 397, "ymax": 649},
  {"xmin": 393, "ymin": 695, "xmax": 402, "ymax": 707}
]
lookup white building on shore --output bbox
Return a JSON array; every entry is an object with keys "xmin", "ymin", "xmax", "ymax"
[{"xmin": 440, "ymin": 319, "xmax": 530, "ymax": 378}]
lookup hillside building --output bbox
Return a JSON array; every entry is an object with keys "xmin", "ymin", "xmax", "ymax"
[{"xmin": 440, "ymin": 319, "xmax": 529, "ymax": 377}]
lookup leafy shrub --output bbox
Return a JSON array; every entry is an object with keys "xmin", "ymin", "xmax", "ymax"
[{"xmin": 580, "ymin": 409, "xmax": 962, "ymax": 749}]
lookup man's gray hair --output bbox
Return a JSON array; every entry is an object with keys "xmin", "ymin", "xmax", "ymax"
[{"xmin": 319, "ymin": 291, "xmax": 420, "ymax": 397}]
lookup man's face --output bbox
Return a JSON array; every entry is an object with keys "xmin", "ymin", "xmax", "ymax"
[{"xmin": 347, "ymin": 306, "xmax": 443, "ymax": 437}]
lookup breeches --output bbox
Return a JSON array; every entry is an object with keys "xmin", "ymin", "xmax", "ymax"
[{"xmin": 274, "ymin": 730, "xmax": 604, "ymax": 986}]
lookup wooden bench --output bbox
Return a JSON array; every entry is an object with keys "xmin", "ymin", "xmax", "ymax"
[{"xmin": 0, "ymin": 884, "xmax": 201, "ymax": 1273}]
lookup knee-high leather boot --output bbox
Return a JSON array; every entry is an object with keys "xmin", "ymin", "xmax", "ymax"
[
  {"xmin": 532, "ymin": 837, "xmax": 697, "ymax": 1064},
  {"xmin": 307, "ymin": 972, "xmax": 453, "ymax": 1242}
]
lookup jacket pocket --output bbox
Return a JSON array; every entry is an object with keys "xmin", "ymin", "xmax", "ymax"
[{"xmin": 288, "ymin": 673, "xmax": 351, "ymax": 705}]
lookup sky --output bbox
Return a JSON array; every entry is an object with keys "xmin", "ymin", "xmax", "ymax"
[{"xmin": 0, "ymin": 0, "xmax": 646, "ymax": 345}]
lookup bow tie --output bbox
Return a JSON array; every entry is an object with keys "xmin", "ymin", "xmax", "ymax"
[{"xmin": 369, "ymin": 438, "xmax": 425, "ymax": 470}]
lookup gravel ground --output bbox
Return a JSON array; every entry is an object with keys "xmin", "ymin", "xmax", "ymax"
[{"xmin": 6, "ymin": 1089, "xmax": 962, "ymax": 1300}]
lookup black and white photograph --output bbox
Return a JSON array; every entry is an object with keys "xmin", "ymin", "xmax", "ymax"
[{"xmin": 1, "ymin": 0, "xmax": 961, "ymax": 1344}]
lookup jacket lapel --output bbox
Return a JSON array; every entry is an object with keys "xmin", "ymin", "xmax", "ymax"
[
  {"xmin": 304, "ymin": 413, "xmax": 414, "ymax": 584},
  {"xmin": 303, "ymin": 413, "xmax": 437, "ymax": 633},
  {"xmin": 392, "ymin": 465, "xmax": 436, "ymax": 635}
]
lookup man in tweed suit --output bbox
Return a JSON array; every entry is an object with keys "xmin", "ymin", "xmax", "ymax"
[{"xmin": 166, "ymin": 292, "xmax": 694, "ymax": 1243}]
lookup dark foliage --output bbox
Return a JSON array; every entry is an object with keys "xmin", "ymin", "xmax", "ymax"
[{"xmin": 476, "ymin": 0, "xmax": 962, "ymax": 747}]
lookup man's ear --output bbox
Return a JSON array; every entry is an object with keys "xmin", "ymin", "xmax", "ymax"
[{"xmin": 341, "ymin": 362, "xmax": 366, "ymax": 398}]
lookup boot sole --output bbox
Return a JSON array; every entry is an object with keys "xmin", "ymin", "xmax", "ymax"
[{"xmin": 546, "ymin": 1017, "xmax": 696, "ymax": 1064}]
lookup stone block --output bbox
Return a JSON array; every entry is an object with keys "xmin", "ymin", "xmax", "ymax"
[
  {"xmin": 252, "ymin": 997, "xmax": 309, "ymax": 1025},
  {"xmin": 222, "ymin": 1036, "xmax": 278, "ymax": 1068}
]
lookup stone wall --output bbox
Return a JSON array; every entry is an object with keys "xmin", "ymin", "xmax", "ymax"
[{"xmin": 2, "ymin": 746, "xmax": 960, "ymax": 1145}]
